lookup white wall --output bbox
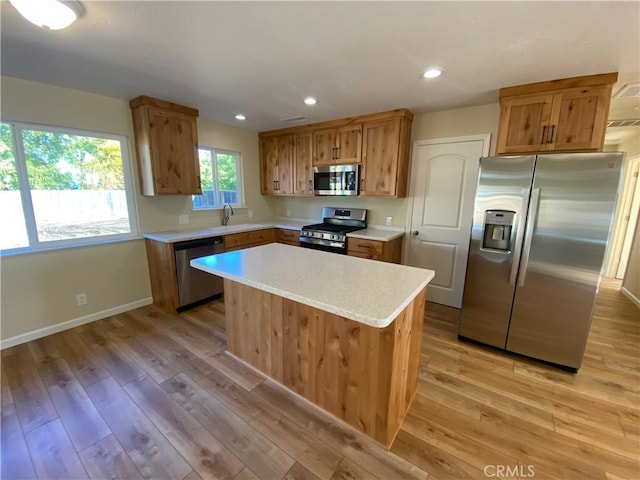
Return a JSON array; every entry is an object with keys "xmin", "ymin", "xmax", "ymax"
[
  {"xmin": 0, "ymin": 76, "xmax": 270, "ymax": 343},
  {"xmin": 621, "ymin": 209, "xmax": 640, "ymax": 306}
]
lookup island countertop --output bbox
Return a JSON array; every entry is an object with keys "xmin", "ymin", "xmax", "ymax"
[{"xmin": 190, "ymin": 243, "xmax": 434, "ymax": 328}]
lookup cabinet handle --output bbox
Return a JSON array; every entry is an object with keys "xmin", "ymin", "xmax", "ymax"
[
  {"xmin": 360, "ymin": 177, "xmax": 364, "ymax": 192},
  {"xmin": 336, "ymin": 147, "xmax": 340, "ymax": 159},
  {"xmin": 540, "ymin": 126, "xmax": 547, "ymax": 145},
  {"xmin": 309, "ymin": 179, "xmax": 313, "ymax": 191},
  {"xmin": 332, "ymin": 147, "xmax": 336, "ymax": 159},
  {"xmin": 197, "ymin": 175, "xmax": 201, "ymax": 189},
  {"xmin": 273, "ymin": 180, "xmax": 276, "ymax": 190},
  {"xmin": 548, "ymin": 125, "xmax": 555, "ymax": 144}
]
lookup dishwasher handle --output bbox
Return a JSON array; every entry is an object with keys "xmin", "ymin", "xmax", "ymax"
[{"xmin": 173, "ymin": 236, "xmax": 224, "ymax": 251}]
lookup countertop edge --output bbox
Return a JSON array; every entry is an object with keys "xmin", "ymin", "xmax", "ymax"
[
  {"xmin": 191, "ymin": 258, "xmax": 434, "ymax": 328},
  {"xmin": 144, "ymin": 222, "xmax": 406, "ymax": 243}
]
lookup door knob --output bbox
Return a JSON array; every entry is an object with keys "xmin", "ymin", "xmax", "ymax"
[{"xmin": 411, "ymin": 231, "xmax": 419, "ymax": 236}]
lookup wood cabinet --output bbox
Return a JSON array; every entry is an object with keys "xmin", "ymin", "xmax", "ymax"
[
  {"xmin": 259, "ymin": 109, "xmax": 413, "ymax": 198},
  {"xmin": 260, "ymin": 134, "xmax": 294, "ymax": 195},
  {"xmin": 274, "ymin": 228, "xmax": 300, "ymax": 246},
  {"xmin": 293, "ymin": 131, "xmax": 313, "ymax": 195},
  {"xmin": 312, "ymin": 124, "xmax": 362, "ymax": 165},
  {"xmin": 145, "ymin": 239, "xmax": 181, "ymax": 313},
  {"xmin": 130, "ymin": 96, "xmax": 201, "ymax": 196},
  {"xmin": 347, "ymin": 235, "xmax": 403, "ymax": 263},
  {"xmin": 360, "ymin": 116, "xmax": 412, "ymax": 197},
  {"xmin": 496, "ymin": 73, "xmax": 617, "ymax": 155},
  {"xmin": 223, "ymin": 228, "xmax": 275, "ymax": 252}
]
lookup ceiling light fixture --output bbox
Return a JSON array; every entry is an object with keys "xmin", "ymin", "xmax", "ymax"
[
  {"xmin": 423, "ymin": 68, "xmax": 444, "ymax": 79},
  {"xmin": 304, "ymin": 97, "xmax": 317, "ymax": 105},
  {"xmin": 9, "ymin": 0, "xmax": 84, "ymax": 30},
  {"xmin": 234, "ymin": 114, "xmax": 246, "ymax": 121}
]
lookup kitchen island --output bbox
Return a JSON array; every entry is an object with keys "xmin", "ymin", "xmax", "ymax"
[{"xmin": 191, "ymin": 243, "xmax": 434, "ymax": 448}]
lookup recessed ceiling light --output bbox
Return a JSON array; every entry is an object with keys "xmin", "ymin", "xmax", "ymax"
[
  {"xmin": 304, "ymin": 97, "xmax": 317, "ymax": 105},
  {"xmin": 234, "ymin": 114, "xmax": 246, "ymax": 120},
  {"xmin": 10, "ymin": 0, "xmax": 84, "ymax": 30},
  {"xmin": 423, "ymin": 68, "xmax": 444, "ymax": 79}
]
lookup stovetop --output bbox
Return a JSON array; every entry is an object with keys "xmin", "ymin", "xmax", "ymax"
[{"xmin": 301, "ymin": 223, "xmax": 364, "ymax": 234}]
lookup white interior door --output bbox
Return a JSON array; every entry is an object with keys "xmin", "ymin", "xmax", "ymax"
[{"xmin": 406, "ymin": 136, "xmax": 489, "ymax": 308}]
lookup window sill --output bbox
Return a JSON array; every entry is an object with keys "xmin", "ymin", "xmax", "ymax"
[{"xmin": 0, "ymin": 234, "xmax": 143, "ymax": 257}]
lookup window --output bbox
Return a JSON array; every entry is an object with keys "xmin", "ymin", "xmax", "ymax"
[
  {"xmin": 0, "ymin": 121, "xmax": 138, "ymax": 253},
  {"xmin": 192, "ymin": 147, "xmax": 244, "ymax": 210}
]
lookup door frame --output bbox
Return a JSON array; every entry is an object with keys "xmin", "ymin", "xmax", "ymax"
[{"xmin": 404, "ymin": 134, "xmax": 491, "ymax": 267}]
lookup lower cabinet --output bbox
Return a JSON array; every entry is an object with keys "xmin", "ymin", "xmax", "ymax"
[
  {"xmin": 347, "ymin": 235, "xmax": 404, "ymax": 264},
  {"xmin": 274, "ymin": 228, "xmax": 300, "ymax": 246},
  {"xmin": 145, "ymin": 239, "xmax": 181, "ymax": 313},
  {"xmin": 224, "ymin": 228, "xmax": 275, "ymax": 252}
]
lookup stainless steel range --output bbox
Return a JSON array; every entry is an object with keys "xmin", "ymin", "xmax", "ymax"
[{"xmin": 300, "ymin": 207, "xmax": 367, "ymax": 254}]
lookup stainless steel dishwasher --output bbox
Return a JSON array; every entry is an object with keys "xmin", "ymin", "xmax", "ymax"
[{"xmin": 174, "ymin": 236, "xmax": 224, "ymax": 310}]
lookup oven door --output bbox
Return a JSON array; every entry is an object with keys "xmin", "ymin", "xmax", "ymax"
[
  {"xmin": 313, "ymin": 164, "xmax": 359, "ymax": 196},
  {"xmin": 299, "ymin": 236, "xmax": 347, "ymax": 254}
]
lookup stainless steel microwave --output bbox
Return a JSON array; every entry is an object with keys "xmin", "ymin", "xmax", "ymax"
[{"xmin": 313, "ymin": 164, "xmax": 359, "ymax": 196}]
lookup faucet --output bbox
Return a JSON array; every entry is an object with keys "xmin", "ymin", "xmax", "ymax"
[{"xmin": 222, "ymin": 203, "xmax": 234, "ymax": 225}]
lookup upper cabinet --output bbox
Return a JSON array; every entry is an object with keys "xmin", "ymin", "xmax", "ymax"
[
  {"xmin": 294, "ymin": 131, "xmax": 313, "ymax": 195},
  {"xmin": 259, "ymin": 134, "xmax": 294, "ymax": 195},
  {"xmin": 496, "ymin": 72, "xmax": 617, "ymax": 155},
  {"xmin": 360, "ymin": 116, "xmax": 412, "ymax": 197},
  {"xmin": 312, "ymin": 124, "xmax": 362, "ymax": 165},
  {"xmin": 259, "ymin": 109, "xmax": 413, "ymax": 198},
  {"xmin": 130, "ymin": 96, "xmax": 201, "ymax": 196}
]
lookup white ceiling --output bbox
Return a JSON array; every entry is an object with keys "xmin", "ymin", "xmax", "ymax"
[{"xmin": 1, "ymin": 1, "xmax": 639, "ymax": 134}]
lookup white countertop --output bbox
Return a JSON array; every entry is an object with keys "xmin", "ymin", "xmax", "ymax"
[
  {"xmin": 191, "ymin": 243, "xmax": 434, "ymax": 328},
  {"xmin": 347, "ymin": 228, "xmax": 404, "ymax": 241},
  {"xmin": 143, "ymin": 221, "xmax": 403, "ymax": 243},
  {"xmin": 143, "ymin": 221, "xmax": 307, "ymax": 243}
]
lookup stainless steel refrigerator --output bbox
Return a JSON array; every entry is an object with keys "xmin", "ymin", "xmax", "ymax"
[{"xmin": 459, "ymin": 153, "xmax": 623, "ymax": 370}]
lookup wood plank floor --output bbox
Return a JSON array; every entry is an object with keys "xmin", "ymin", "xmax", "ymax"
[{"xmin": 1, "ymin": 278, "xmax": 638, "ymax": 479}]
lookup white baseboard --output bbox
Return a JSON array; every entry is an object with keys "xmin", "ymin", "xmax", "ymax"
[
  {"xmin": 621, "ymin": 287, "xmax": 640, "ymax": 309},
  {"xmin": 0, "ymin": 297, "xmax": 153, "ymax": 350}
]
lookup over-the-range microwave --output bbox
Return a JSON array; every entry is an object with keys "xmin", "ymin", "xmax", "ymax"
[{"xmin": 313, "ymin": 164, "xmax": 359, "ymax": 196}]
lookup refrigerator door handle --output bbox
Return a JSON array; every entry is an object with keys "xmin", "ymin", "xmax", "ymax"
[
  {"xmin": 518, "ymin": 187, "xmax": 541, "ymax": 288},
  {"xmin": 509, "ymin": 189, "xmax": 530, "ymax": 286}
]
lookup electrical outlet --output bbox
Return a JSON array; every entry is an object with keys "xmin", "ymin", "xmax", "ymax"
[
  {"xmin": 76, "ymin": 293, "xmax": 87, "ymax": 306},
  {"xmin": 386, "ymin": 216, "xmax": 393, "ymax": 226},
  {"xmin": 286, "ymin": 209, "xmax": 291, "ymax": 217},
  {"xmin": 248, "ymin": 210, "xmax": 253, "ymax": 218},
  {"xmin": 179, "ymin": 214, "xmax": 189, "ymax": 224}
]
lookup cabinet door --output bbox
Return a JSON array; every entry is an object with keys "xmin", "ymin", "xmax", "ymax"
[
  {"xmin": 294, "ymin": 132, "xmax": 313, "ymax": 195},
  {"xmin": 148, "ymin": 108, "xmax": 201, "ymax": 194},
  {"xmin": 336, "ymin": 125, "xmax": 362, "ymax": 163},
  {"xmin": 548, "ymin": 85, "xmax": 612, "ymax": 151},
  {"xmin": 361, "ymin": 118, "xmax": 401, "ymax": 196},
  {"xmin": 276, "ymin": 134, "xmax": 294, "ymax": 194},
  {"xmin": 260, "ymin": 136, "xmax": 278, "ymax": 194},
  {"xmin": 313, "ymin": 128, "xmax": 337, "ymax": 165},
  {"xmin": 496, "ymin": 94, "xmax": 554, "ymax": 154}
]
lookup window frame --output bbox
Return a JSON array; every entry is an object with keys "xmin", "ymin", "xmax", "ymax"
[
  {"xmin": 192, "ymin": 146, "xmax": 245, "ymax": 210},
  {"xmin": 1, "ymin": 120, "xmax": 140, "ymax": 256}
]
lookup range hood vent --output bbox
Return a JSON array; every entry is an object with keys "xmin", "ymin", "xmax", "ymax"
[
  {"xmin": 607, "ymin": 119, "xmax": 640, "ymax": 128},
  {"xmin": 613, "ymin": 83, "xmax": 640, "ymax": 98},
  {"xmin": 280, "ymin": 116, "xmax": 307, "ymax": 123}
]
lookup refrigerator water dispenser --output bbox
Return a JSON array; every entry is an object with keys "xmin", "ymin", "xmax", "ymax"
[{"xmin": 482, "ymin": 210, "xmax": 515, "ymax": 252}]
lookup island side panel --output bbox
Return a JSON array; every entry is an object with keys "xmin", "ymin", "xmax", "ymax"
[
  {"xmin": 222, "ymin": 279, "xmax": 425, "ymax": 448},
  {"xmin": 384, "ymin": 286, "xmax": 426, "ymax": 446},
  {"xmin": 225, "ymin": 279, "xmax": 283, "ymax": 382},
  {"xmin": 406, "ymin": 287, "xmax": 427, "ymax": 406}
]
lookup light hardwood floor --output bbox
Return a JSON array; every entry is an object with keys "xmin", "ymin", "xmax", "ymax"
[{"xmin": 1, "ymin": 278, "xmax": 638, "ymax": 479}]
